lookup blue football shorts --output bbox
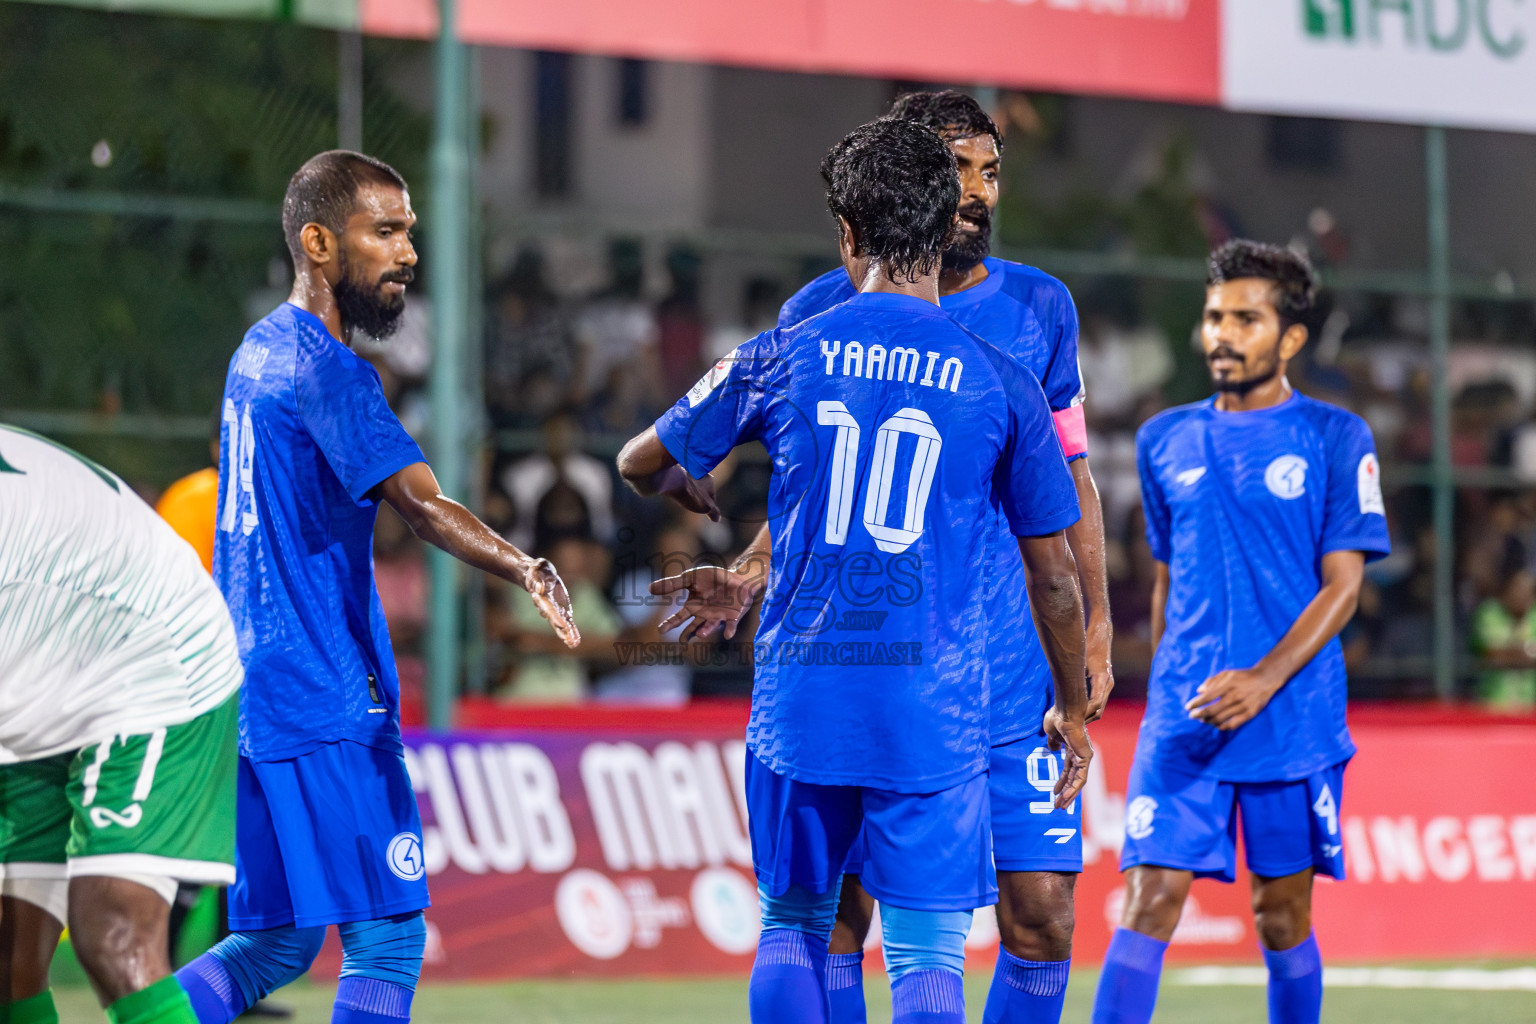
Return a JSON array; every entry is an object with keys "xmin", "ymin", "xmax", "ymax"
[
  {"xmin": 840, "ymin": 730, "xmax": 1083, "ymax": 879},
  {"xmin": 229, "ymin": 740, "xmax": 431, "ymax": 931},
  {"xmin": 745, "ymin": 751, "xmax": 997, "ymax": 914},
  {"xmin": 989, "ymin": 731, "xmax": 1084, "ymax": 873},
  {"xmin": 1119, "ymin": 753, "xmax": 1349, "ymax": 884}
]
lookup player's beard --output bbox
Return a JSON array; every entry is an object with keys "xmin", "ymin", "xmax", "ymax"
[
  {"xmin": 334, "ymin": 250, "xmax": 412, "ymax": 341},
  {"xmin": 1208, "ymin": 340, "xmax": 1283, "ymax": 396},
  {"xmin": 942, "ymin": 201, "xmax": 992, "ymax": 273}
]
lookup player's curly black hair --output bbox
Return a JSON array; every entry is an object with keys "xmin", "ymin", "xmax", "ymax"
[
  {"xmin": 1207, "ymin": 239, "xmax": 1318, "ymax": 333},
  {"xmin": 283, "ymin": 150, "xmax": 408, "ymax": 265},
  {"xmin": 820, "ymin": 118, "xmax": 961, "ymax": 283},
  {"xmin": 888, "ymin": 89, "xmax": 1004, "ymax": 154}
]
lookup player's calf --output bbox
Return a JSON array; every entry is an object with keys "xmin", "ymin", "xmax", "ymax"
[
  {"xmin": 1089, "ymin": 867, "xmax": 1192, "ymax": 1024},
  {"xmin": 983, "ymin": 871, "xmax": 1076, "ymax": 1024},
  {"xmin": 68, "ymin": 875, "xmax": 205, "ymax": 1024},
  {"xmin": 1251, "ymin": 871, "xmax": 1323, "ymax": 1024},
  {"xmin": 825, "ymin": 876, "xmax": 874, "ymax": 1024},
  {"xmin": 1, "ymin": 891, "xmax": 67, "ymax": 1024}
]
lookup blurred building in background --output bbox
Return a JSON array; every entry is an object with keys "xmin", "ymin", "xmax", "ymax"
[{"xmin": 5, "ymin": 3, "xmax": 1536, "ymax": 708}]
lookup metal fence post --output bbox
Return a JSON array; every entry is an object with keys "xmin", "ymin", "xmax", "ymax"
[
  {"xmin": 426, "ymin": 0, "xmax": 469, "ymax": 731},
  {"xmin": 1426, "ymin": 125, "xmax": 1455, "ymax": 700}
]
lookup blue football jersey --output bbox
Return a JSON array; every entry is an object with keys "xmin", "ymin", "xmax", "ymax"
[
  {"xmin": 779, "ymin": 259, "xmax": 1085, "ymax": 746},
  {"xmin": 215, "ymin": 303, "xmax": 425, "ymax": 762},
  {"xmin": 657, "ymin": 291, "xmax": 1080, "ymax": 793},
  {"xmin": 1136, "ymin": 392, "xmax": 1391, "ymax": 781}
]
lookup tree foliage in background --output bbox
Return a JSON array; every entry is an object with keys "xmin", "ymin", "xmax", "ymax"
[{"xmin": 0, "ymin": 5, "xmax": 430, "ymax": 417}]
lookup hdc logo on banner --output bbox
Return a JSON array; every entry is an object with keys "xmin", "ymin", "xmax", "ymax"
[{"xmin": 1224, "ymin": 0, "xmax": 1536, "ymax": 131}]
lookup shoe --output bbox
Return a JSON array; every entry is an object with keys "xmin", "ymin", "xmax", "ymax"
[{"xmin": 241, "ymin": 1001, "xmax": 294, "ymax": 1019}]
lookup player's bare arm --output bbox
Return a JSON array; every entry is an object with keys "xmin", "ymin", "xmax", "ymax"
[
  {"xmin": 1186, "ymin": 549, "xmax": 1366, "ymax": 731},
  {"xmin": 1018, "ymin": 531, "xmax": 1091, "ymax": 807},
  {"xmin": 649, "ymin": 523, "xmax": 771, "ymax": 641},
  {"xmin": 378, "ymin": 461, "xmax": 580, "ymax": 648},
  {"xmin": 1067, "ymin": 456, "xmax": 1115, "ymax": 722},
  {"xmin": 616, "ymin": 426, "xmax": 721, "ymax": 520}
]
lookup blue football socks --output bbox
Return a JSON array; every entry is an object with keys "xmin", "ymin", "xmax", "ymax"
[
  {"xmin": 825, "ymin": 951, "xmax": 867, "ymax": 1024},
  {"xmin": 1263, "ymin": 932, "xmax": 1323, "ymax": 1024},
  {"xmin": 750, "ymin": 929, "xmax": 831, "ymax": 1023},
  {"xmin": 890, "ymin": 968, "xmax": 965, "ymax": 1024},
  {"xmin": 983, "ymin": 949, "xmax": 1071, "ymax": 1023},
  {"xmin": 1090, "ymin": 927, "xmax": 1168, "ymax": 1024},
  {"xmin": 331, "ymin": 977, "xmax": 414, "ymax": 1024}
]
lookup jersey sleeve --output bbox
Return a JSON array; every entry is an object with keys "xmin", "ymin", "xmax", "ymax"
[
  {"xmin": 654, "ymin": 332, "xmax": 778, "ymax": 479},
  {"xmin": 1036, "ymin": 280, "xmax": 1088, "ymax": 460},
  {"xmin": 294, "ymin": 334, "xmax": 425, "ymax": 505},
  {"xmin": 990, "ymin": 352, "xmax": 1081, "ymax": 538},
  {"xmin": 1321, "ymin": 414, "xmax": 1392, "ymax": 563},
  {"xmin": 1137, "ymin": 423, "xmax": 1172, "ymax": 564}
]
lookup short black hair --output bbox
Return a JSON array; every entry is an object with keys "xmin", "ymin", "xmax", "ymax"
[
  {"xmin": 1207, "ymin": 239, "xmax": 1317, "ymax": 332},
  {"xmin": 282, "ymin": 150, "xmax": 408, "ymax": 264},
  {"xmin": 820, "ymin": 118, "xmax": 960, "ymax": 282},
  {"xmin": 888, "ymin": 89, "xmax": 1004, "ymax": 155}
]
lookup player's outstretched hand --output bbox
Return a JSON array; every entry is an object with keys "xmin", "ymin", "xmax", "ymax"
[
  {"xmin": 651, "ymin": 566, "xmax": 763, "ymax": 642},
  {"xmin": 1042, "ymin": 705, "xmax": 1093, "ymax": 809},
  {"xmin": 652, "ymin": 465, "xmax": 721, "ymax": 522},
  {"xmin": 1186, "ymin": 668, "xmax": 1281, "ymax": 731},
  {"xmin": 523, "ymin": 558, "xmax": 582, "ymax": 649}
]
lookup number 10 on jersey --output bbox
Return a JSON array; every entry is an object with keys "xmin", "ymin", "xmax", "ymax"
[{"xmin": 818, "ymin": 400, "xmax": 941, "ymax": 555}]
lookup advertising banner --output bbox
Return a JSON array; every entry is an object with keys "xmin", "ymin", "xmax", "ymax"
[
  {"xmin": 310, "ymin": 702, "xmax": 1536, "ymax": 980},
  {"xmin": 357, "ymin": 0, "xmax": 1222, "ymax": 105},
  {"xmin": 1223, "ymin": 0, "xmax": 1536, "ymax": 133}
]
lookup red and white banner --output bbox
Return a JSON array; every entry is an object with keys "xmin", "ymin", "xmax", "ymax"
[
  {"xmin": 314, "ymin": 700, "xmax": 1536, "ymax": 979},
  {"xmin": 359, "ymin": 0, "xmax": 1221, "ymax": 105}
]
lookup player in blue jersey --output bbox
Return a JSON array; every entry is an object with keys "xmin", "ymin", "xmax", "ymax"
[
  {"xmin": 618, "ymin": 118, "xmax": 1092, "ymax": 1024},
  {"xmin": 659, "ymin": 91, "xmax": 1112, "ymax": 1024},
  {"xmin": 174, "ymin": 152, "xmax": 579, "ymax": 1024},
  {"xmin": 1090, "ymin": 241, "xmax": 1390, "ymax": 1024}
]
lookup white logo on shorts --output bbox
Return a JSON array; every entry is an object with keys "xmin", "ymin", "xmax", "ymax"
[
  {"xmin": 386, "ymin": 832, "xmax": 426, "ymax": 881},
  {"xmin": 1126, "ymin": 796, "xmax": 1158, "ymax": 840},
  {"xmin": 1264, "ymin": 455, "xmax": 1308, "ymax": 499}
]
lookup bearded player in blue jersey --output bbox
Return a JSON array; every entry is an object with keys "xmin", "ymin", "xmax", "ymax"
[
  {"xmin": 660, "ymin": 91, "xmax": 1112, "ymax": 1024},
  {"xmin": 1090, "ymin": 241, "xmax": 1390, "ymax": 1024},
  {"xmin": 618, "ymin": 118, "xmax": 1092, "ymax": 1024},
  {"xmin": 174, "ymin": 151, "xmax": 579, "ymax": 1024}
]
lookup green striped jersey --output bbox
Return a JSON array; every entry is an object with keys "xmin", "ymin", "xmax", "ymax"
[{"xmin": 0, "ymin": 425, "xmax": 242, "ymax": 763}]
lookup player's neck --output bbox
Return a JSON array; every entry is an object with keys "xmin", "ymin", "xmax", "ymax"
[
  {"xmin": 856, "ymin": 262, "xmax": 941, "ymax": 305},
  {"xmin": 939, "ymin": 260, "xmax": 989, "ymax": 297},
  {"xmin": 1213, "ymin": 374, "xmax": 1293, "ymax": 413},
  {"xmin": 287, "ymin": 275, "xmax": 348, "ymax": 346}
]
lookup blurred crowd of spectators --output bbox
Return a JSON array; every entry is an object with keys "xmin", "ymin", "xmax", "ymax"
[{"xmin": 315, "ymin": 239, "xmax": 1536, "ymax": 711}]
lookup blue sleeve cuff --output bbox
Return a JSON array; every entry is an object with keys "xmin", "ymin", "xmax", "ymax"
[
  {"xmin": 1322, "ymin": 537, "xmax": 1392, "ymax": 564},
  {"xmin": 654, "ymin": 414, "xmax": 714, "ymax": 480},
  {"xmin": 1008, "ymin": 504, "xmax": 1082, "ymax": 539},
  {"xmin": 349, "ymin": 444, "xmax": 425, "ymax": 505}
]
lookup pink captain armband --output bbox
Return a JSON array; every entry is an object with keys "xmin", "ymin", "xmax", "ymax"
[{"xmin": 1052, "ymin": 405, "xmax": 1088, "ymax": 459}]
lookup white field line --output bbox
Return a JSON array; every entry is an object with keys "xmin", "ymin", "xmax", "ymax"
[{"xmin": 1173, "ymin": 966, "xmax": 1536, "ymax": 992}]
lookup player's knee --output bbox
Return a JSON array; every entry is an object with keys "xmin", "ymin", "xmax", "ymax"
[
  {"xmin": 758, "ymin": 883, "xmax": 840, "ymax": 940},
  {"xmin": 1120, "ymin": 876, "xmax": 1186, "ymax": 940},
  {"xmin": 998, "ymin": 901, "xmax": 1074, "ymax": 961},
  {"xmin": 879, "ymin": 907, "xmax": 971, "ymax": 982},
  {"xmin": 1251, "ymin": 894, "xmax": 1310, "ymax": 951},
  {"xmin": 215, "ymin": 924, "xmax": 328, "ymax": 998},
  {"xmin": 66, "ymin": 877, "xmax": 172, "ymax": 990},
  {"xmin": 337, "ymin": 912, "xmax": 427, "ymax": 989}
]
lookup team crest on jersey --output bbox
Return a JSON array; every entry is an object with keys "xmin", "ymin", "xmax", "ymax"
[
  {"xmin": 1126, "ymin": 796, "xmax": 1157, "ymax": 840},
  {"xmin": 1264, "ymin": 455, "xmax": 1308, "ymax": 500},
  {"xmin": 686, "ymin": 348, "xmax": 740, "ymax": 408},
  {"xmin": 1357, "ymin": 453, "xmax": 1385, "ymax": 515}
]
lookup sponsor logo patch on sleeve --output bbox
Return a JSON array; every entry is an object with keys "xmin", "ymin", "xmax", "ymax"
[
  {"xmin": 1358, "ymin": 452, "xmax": 1386, "ymax": 515},
  {"xmin": 687, "ymin": 347, "xmax": 740, "ymax": 408}
]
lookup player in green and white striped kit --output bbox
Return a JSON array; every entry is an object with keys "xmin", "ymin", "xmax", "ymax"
[{"xmin": 0, "ymin": 424, "xmax": 242, "ymax": 1024}]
